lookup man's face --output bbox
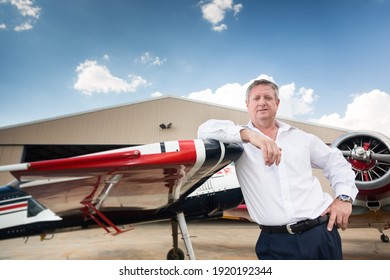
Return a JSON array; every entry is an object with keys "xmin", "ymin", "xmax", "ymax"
[{"xmin": 246, "ymin": 84, "xmax": 280, "ymax": 124}]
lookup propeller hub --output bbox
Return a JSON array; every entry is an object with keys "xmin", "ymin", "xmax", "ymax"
[{"xmin": 355, "ymin": 146, "xmax": 366, "ymax": 157}]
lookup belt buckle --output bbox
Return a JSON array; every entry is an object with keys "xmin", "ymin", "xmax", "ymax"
[{"xmin": 286, "ymin": 222, "xmax": 296, "ymax": 234}]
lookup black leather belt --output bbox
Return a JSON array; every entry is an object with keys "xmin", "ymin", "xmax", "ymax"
[{"xmin": 259, "ymin": 215, "xmax": 329, "ymax": 234}]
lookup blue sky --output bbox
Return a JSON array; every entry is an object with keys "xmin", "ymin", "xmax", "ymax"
[{"xmin": 1, "ymin": 0, "xmax": 390, "ymax": 136}]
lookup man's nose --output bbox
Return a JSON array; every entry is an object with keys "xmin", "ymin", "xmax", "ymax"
[{"xmin": 257, "ymin": 97, "xmax": 266, "ymax": 105}]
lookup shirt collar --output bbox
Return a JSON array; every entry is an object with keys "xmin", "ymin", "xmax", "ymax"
[
  {"xmin": 275, "ymin": 120, "xmax": 293, "ymax": 132},
  {"xmin": 247, "ymin": 119, "xmax": 293, "ymax": 133}
]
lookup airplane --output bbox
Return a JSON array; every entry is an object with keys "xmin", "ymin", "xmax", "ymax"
[
  {"xmin": 0, "ymin": 139, "xmax": 244, "ymax": 260},
  {"xmin": 224, "ymin": 130, "xmax": 390, "ymax": 243}
]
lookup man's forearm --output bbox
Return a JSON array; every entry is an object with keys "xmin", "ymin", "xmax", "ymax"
[
  {"xmin": 240, "ymin": 128, "xmax": 253, "ymax": 143},
  {"xmin": 240, "ymin": 129, "xmax": 282, "ymax": 166}
]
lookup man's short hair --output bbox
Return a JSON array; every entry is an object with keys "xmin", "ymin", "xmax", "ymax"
[{"xmin": 245, "ymin": 79, "xmax": 279, "ymax": 102}]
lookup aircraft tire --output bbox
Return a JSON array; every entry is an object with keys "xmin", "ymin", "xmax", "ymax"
[
  {"xmin": 380, "ymin": 234, "xmax": 389, "ymax": 243},
  {"xmin": 167, "ymin": 248, "xmax": 185, "ymax": 260}
]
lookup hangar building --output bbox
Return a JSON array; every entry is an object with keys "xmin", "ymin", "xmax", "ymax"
[{"xmin": 0, "ymin": 95, "xmax": 347, "ymax": 194}]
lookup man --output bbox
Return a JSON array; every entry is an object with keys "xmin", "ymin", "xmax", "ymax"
[{"xmin": 198, "ymin": 79, "xmax": 358, "ymax": 260}]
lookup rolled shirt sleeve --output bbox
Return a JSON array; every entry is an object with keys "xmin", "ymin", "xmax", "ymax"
[{"xmin": 197, "ymin": 119, "xmax": 244, "ymax": 144}]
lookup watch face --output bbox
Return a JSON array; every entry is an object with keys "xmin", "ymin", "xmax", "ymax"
[{"xmin": 338, "ymin": 195, "xmax": 352, "ymax": 203}]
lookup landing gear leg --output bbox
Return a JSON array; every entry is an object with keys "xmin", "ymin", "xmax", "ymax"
[
  {"xmin": 177, "ymin": 212, "xmax": 196, "ymax": 260},
  {"xmin": 167, "ymin": 215, "xmax": 185, "ymax": 260},
  {"xmin": 166, "ymin": 212, "xmax": 196, "ymax": 260}
]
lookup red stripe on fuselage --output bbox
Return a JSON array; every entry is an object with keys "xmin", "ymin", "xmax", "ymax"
[{"xmin": 0, "ymin": 202, "xmax": 28, "ymax": 212}]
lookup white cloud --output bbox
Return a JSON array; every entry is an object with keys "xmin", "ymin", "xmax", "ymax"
[
  {"xmin": 10, "ymin": 0, "xmax": 40, "ymax": 18},
  {"xmin": 14, "ymin": 21, "xmax": 32, "ymax": 31},
  {"xmin": 0, "ymin": 23, "xmax": 6, "ymax": 29},
  {"xmin": 137, "ymin": 52, "xmax": 167, "ymax": 66},
  {"xmin": 278, "ymin": 83, "xmax": 317, "ymax": 118},
  {"xmin": 189, "ymin": 83, "xmax": 246, "ymax": 109},
  {"xmin": 73, "ymin": 60, "xmax": 148, "ymax": 96},
  {"xmin": 213, "ymin": 23, "xmax": 227, "ymax": 32},
  {"xmin": 201, "ymin": 1, "xmax": 226, "ymax": 24},
  {"xmin": 199, "ymin": 0, "xmax": 243, "ymax": 32},
  {"xmin": 314, "ymin": 89, "xmax": 390, "ymax": 137},
  {"xmin": 188, "ymin": 74, "xmax": 273, "ymax": 109},
  {"xmin": 187, "ymin": 74, "xmax": 317, "ymax": 119},
  {"xmin": 233, "ymin": 3, "xmax": 243, "ymax": 15},
  {"xmin": 151, "ymin": 92, "xmax": 163, "ymax": 97},
  {"xmin": 0, "ymin": 0, "xmax": 41, "ymax": 31}
]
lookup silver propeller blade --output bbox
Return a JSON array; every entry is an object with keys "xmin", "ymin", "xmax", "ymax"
[
  {"xmin": 371, "ymin": 153, "xmax": 390, "ymax": 163},
  {"xmin": 341, "ymin": 150, "xmax": 390, "ymax": 163}
]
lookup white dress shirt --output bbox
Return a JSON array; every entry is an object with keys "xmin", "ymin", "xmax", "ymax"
[{"xmin": 198, "ymin": 119, "xmax": 358, "ymax": 226}]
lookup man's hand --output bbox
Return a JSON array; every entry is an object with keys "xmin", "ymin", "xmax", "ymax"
[
  {"xmin": 321, "ymin": 199, "xmax": 352, "ymax": 231},
  {"xmin": 240, "ymin": 129, "xmax": 282, "ymax": 166}
]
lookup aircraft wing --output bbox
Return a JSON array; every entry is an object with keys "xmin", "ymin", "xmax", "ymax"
[{"xmin": 0, "ymin": 139, "xmax": 243, "ymax": 233}]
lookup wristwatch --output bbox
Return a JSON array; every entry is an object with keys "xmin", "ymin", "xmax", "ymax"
[{"xmin": 337, "ymin": 194, "xmax": 353, "ymax": 204}]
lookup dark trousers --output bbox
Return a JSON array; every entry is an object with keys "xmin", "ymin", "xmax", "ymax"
[{"xmin": 256, "ymin": 223, "xmax": 343, "ymax": 260}]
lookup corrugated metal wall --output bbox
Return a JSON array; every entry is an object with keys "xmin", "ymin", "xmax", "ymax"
[
  {"xmin": 0, "ymin": 145, "xmax": 24, "ymax": 184},
  {"xmin": 0, "ymin": 97, "xmax": 249, "ymax": 145},
  {"xmin": 0, "ymin": 96, "xmax": 347, "ymax": 190}
]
